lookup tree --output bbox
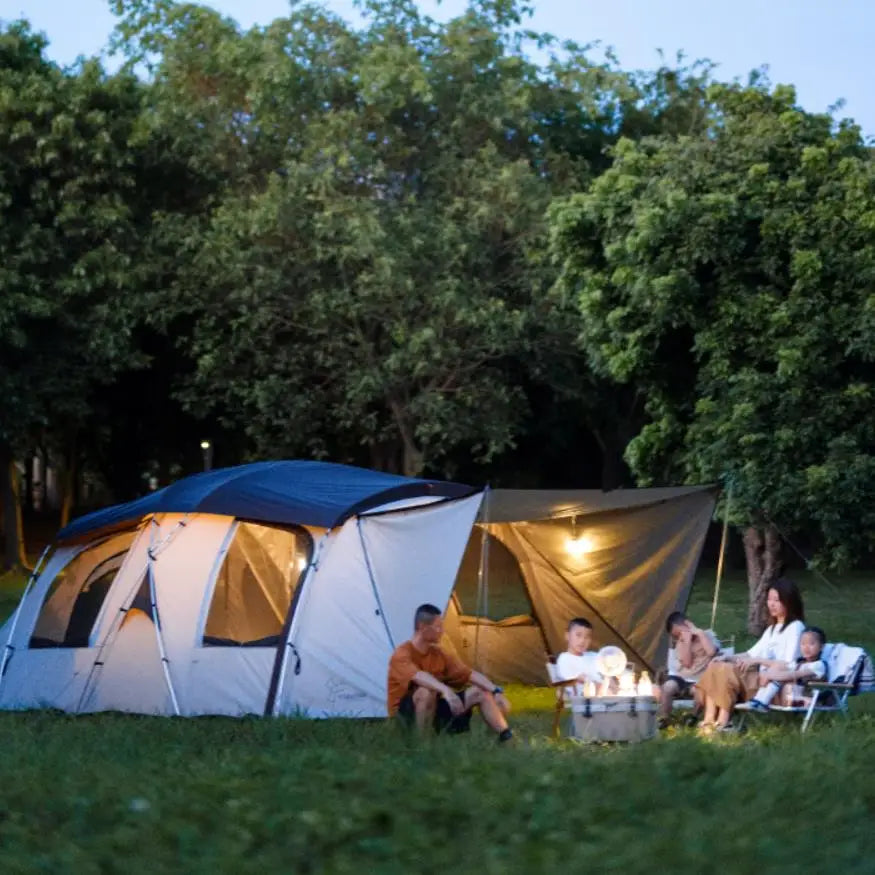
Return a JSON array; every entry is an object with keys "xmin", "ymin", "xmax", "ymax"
[
  {"xmin": 550, "ymin": 80, "xmax": 875, "ymax": 632},
  {"xmin": 116, "ymin": 0, "xmax": 558, "ymax": 476},
  {"xmin": 106, "ymin": 0, "xmax": 731, "ymax": 485},
  {"xmin": 0, "ymin": 22, "xmax": 150, "ymax": 561}
]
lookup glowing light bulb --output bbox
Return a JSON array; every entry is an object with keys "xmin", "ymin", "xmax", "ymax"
[{"xmin": 565, "ymin": 534, "xmax": 595, "ymax": 557}]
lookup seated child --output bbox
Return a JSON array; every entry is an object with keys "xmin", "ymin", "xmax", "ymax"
[
  {"xmin": 660, "ymin": 611, "xmax": 720, "ymax": 725},
  {"xmin": 556, "ymin": 617, "xmax": 603, "ymax": 693},
  {"xmin": 748, "ymin": 626, "xmax": 828, "ymax": 710}
]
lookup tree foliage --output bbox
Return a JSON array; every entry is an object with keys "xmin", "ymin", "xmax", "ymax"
[
  {"xmin": 3, "ymin": 1, "xmax": 875, "ymax": 613},
  {"xmin": 550, "ymin": 80, "xmax": 875, "ymax": 624},
  {"xmin": 125, "ymin": 1, "xmax": 626, "ymax": 475}
]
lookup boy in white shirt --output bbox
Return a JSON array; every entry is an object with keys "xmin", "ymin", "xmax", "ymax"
[
  {"xmin": 748, "ymin": 626, "xmax": 828, "ymax": 710},
  {"xmin": 556, "ymin": 617, "xmax": 603, "ymax": 692}
]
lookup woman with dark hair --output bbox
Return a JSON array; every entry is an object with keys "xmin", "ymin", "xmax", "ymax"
[{"xmin": 696, "ymin": 577, "xmax": 806, "ymax": 733}]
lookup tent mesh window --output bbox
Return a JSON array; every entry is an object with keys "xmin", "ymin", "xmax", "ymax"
[
  {"xmin": 30, "ymin": 531, "xmax": 138, "ymax": 648},
  {"xmin": 453, "ymin": 530, "xmax": 533, "ymax": 620},
  {"xmin": 202, "ymin": 523, "xmax": 312, "ymax": 647}
]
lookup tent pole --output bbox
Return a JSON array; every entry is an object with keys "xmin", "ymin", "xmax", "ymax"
[
  {"xmin": 472, "ymin": 486, "xmax": 491, "ymax": 672},
  {"xmin": 146, "ymin": 518, "xmax": 181, "ymax": 715},
  {"xmin": 0, "ymin": 544, "xmax": 51, "ymax": 701},
  {"xmin": 76, "ymin": 516, "xmax": 189, "ymax": 712},
  {"xmin": 357, "ymin": 518, "xmax": 395, "ymax": 650},
  {"xmin": 710, "ymin": 480, "xmax": 734, "ymax": 631},
  {"xmin": 266, "ymin": 532, "xmax": 328, "ymax": 717}
]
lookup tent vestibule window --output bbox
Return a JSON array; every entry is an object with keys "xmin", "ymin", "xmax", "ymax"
[
  {"xmin": 202, "ymin": 522, "xmax": 312, "ymax": 647},
  {"xmin": 453, "ymin": 529, "xmax": 532, "ymax": 621},
  {"xmin": 30, "ymin": 531, "xmax": 137, "ymax": 648}
]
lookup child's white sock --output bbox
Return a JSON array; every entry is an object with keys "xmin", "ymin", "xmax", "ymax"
[{"xmin": 753, "ymin": 681, "xmax": 781, "ymax": 706}]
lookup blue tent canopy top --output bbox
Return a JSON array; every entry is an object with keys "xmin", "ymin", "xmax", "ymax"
[{"xmin": 58, "ymin": 461, "xmax": 474, "ymax": 541}]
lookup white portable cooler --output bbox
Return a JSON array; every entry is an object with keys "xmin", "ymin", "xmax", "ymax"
[{"xmin": 568, "ymin": 695, "xmax": 657, "ymax": 743}]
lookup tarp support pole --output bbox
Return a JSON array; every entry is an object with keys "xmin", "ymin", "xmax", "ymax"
[
  {"xmin": 710, "ymin": 479, "xmax": 734, "ymax": 631},
  {"xmin": 0, "ymin": 544, "xmax": 51, "ymax": 700},
  {"xmin": 472, "ymin": 486, "xmax": 491, "ymax": 672}
]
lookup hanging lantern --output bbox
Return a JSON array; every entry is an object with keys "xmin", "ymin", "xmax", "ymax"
[{"xmin": 565, "ymin": 515, "xmax": 595, "ymax": 557}]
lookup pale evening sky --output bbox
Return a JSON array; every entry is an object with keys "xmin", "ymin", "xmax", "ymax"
[{"xmin": 9, "ymin": 0, "xmax": 875, "ymax": 138}]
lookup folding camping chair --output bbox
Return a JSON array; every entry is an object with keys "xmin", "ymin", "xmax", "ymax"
[
  {"xmin": 735, "ymin": 644, "xmax": 874, "ymax": 732},
  {"xmin": 545, "ymin": 658, "xmax": 580, "ymax": 738}
]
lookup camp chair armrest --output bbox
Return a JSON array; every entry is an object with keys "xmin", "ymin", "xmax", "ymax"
[{"xmin": 807, "ymin": 680, "xmax": 854, "ymax": 691}]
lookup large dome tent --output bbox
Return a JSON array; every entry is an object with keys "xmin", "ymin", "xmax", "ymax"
[{"xmin": 0, "ymin": 461, "xmax": 479, "ymax": 718}]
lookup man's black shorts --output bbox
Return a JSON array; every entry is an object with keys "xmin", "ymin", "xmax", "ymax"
[
  {"xmin": 665, "ymin": 675, "xmax": 696, "ymax": 697},
  {"xmin": 397, "ymin": 686, "xmax": 473, "ymax": 734}
]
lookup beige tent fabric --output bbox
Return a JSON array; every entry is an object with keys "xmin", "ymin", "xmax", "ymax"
[
  {"xmin": 443, "ymin": 597, "xmax": 547, "ymax": 685},
  {"xmin": 491, "ymin": 489, "xmax": 716, "ymax": 672},
  {"xmin": 204, "ymin": 523, "xmax": 311, "ymax": 644},
  {"xmin": 445, "ymin": 487, "xmax": 717, "ymax": 680},
  {"xmin": 482, "ymin": 485, "xmax": 715, "ymax": 523}
]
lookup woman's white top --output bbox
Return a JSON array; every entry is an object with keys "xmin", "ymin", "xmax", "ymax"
[{"xmin": 746, "ymin": 619, "xmax": 805, "ymax": 666}]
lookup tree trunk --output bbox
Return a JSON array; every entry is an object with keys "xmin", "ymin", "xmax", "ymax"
[
  {"xmin": 368, "ymin": 439, "xmax": 402, "ymax": 475},
  {"xmin": 23, "ymin": 451, "xmax": 33, "ymax": 513},
  {"xmin": 400, "ymin": 438, "xmax": 424, "ymax": 479},
  {"xmin": 743, "ymin": 524, "xmax": 782, "ymax": 635},
  {"xmin": 59, "ymin": 438, "xmax": 78, "ymax": 529},
  {"xmin": 595, "ymin": 429, "xmax": 632, "ymax": 490},
  {"xmin": 0, "ymin": 444, "xmax": 27, "ymax": 572},
  {"xmin": 388, "ymin": 400, "xmax": 424, "ymax": 477},
  {"xmin": 590, "ymin": 397, "xmax": 639, "ymax": 490}
]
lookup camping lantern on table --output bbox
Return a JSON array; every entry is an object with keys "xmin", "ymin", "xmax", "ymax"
[{"xmin": 568, "ymin": 646, "xmax": 658, "ymax": 743}]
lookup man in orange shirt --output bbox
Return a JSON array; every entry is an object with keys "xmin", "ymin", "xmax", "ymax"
[{"xmin": 387, "ymin": 603, "xmax": 513, "ymax": 742}]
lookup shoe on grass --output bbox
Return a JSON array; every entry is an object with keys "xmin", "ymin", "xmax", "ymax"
[{"xmin": 747, "ymin": 700, "xmax": 770, "ymax": 713}]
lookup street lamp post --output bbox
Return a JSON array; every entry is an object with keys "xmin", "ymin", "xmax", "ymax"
[{"xmin": 200, "ymin": 440, "xmax": 213, "ymax": 472}]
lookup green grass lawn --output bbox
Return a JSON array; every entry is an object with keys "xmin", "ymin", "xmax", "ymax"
[{"xmin": 0, "ymin": 567, "xmax": 873, "ymax": 873}]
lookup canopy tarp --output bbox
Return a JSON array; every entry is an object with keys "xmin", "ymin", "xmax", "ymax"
[
  {"xmin": 481, "ymin": 485, "xmax": 715, "ymax": 522},
  {"xmin": 59, "ymin": 461, "xmax": 473, "ymax": 541},
  {"xmin": 449, "ymin": 486, "xmax": 718, "ymax": 676}
]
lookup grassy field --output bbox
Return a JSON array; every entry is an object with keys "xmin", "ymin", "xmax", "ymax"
[{"xmin": 0, "ymin": 567, "xmax": 873, "ymax": 873}]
